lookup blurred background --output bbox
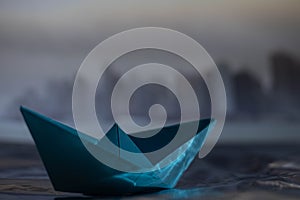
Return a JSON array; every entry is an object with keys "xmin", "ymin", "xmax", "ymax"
[{"xmin": 0, "ymin": 0, "xmax": 300, "ymax": 145}]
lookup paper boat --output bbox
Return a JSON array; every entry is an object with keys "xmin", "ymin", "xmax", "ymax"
[{"xmin": 20, "ymin": 106, "xmax": 214, "ymax": 195}]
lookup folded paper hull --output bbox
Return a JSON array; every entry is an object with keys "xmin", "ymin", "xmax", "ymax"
[{"xmin": 20, "ymin": 106, "xmax": 214, "ymax": 195}]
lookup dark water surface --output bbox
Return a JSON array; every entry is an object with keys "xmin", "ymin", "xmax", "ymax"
[{"xmin": 0, "ymin": 143, "xmax": 299, "ymax": 199}]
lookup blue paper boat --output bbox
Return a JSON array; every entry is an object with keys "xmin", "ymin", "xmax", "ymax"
[{"xmin": 20, "ymin": 106, "xmax": 214, "ymax": 195}]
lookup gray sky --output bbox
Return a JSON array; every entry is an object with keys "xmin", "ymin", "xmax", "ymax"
[{"xmin": 0, "ymin": 0, "xmax": 300, "ymax": 116}]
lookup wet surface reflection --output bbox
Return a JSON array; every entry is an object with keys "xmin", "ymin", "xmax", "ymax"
[{"xmin": 0, "ymin": 143, "xmax": 299, "ymax": 199}]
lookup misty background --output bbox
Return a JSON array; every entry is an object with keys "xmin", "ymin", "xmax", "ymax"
[{"xmin": 0, "ymin": 0, "xmax": 300, "ymax": 144}]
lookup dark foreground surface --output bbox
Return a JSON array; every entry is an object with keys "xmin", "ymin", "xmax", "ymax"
[{"xmin": 0, "ymin": 142, "xmax": 299, "ymax": 200}]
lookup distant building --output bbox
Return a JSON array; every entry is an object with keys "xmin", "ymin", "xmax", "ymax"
[
  {"xmin": 218, "ymin": 63, "xmax": 236, "ymax": 117},
  {"xmin": 270, "ymin": 52, "xmax": 300, "ymax": 118},
  {"xmin": 233, "ymin": 70, "xmax": 263, "ymax": 118}
]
